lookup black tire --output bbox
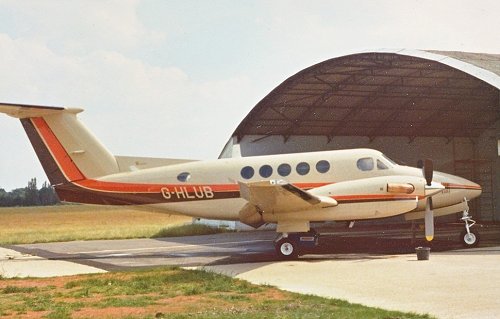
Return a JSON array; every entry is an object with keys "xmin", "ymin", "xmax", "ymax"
[
  {"xmin": 275, "ymin": 238, "xmax": 299, "ymax": 259},
  {"xmin": 460, "ymin": 229, "xmax": 480, "ymax": 248}
]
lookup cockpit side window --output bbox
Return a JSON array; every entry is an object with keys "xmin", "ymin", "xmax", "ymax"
[
  {"xmin": 357, "ymin": 157, "xmax": 374, "ymax": 171},
  {"xmin": 377, "ymin": 159, "xmax": 388, "ymax": 170}
]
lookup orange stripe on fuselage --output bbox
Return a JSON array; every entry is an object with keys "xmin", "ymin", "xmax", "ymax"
[
  {"xmin": 74, "ymin": 181, "xmax": 332, "ymax": 194},
  {"xmin": 31, "ymin": 117, "xmax": 85, "ymax": 182},
  {"xmin": 76, "ymin": 179, "xmax": 242, "ymax": 194},
  {"xmin": 29, "ymin": 117, "xmax": 451, "ymax": 204},
  {"xmin": 334, "ymin": 194, "xmax": 417, "ymax": 201},
  {"xmin": 442, "ymin": 183, "xmax": 481, "ymax": 190}
]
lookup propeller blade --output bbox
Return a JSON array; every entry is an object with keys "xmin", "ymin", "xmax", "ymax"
[
  {"xmin": 417, "ymin": 159, "xmax": 424, "ymax": 169},
  {"xmin": 423, "ymin": 159, "xmax": 433, "ymax": 186},
  {"xmin": 424, "ymin": 197, "xmax": 434, "ymax": 241}
]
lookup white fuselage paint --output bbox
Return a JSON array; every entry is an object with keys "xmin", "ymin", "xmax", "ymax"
[{"xmin": 98, "ymin": 148, "xmax": 481, "ymax": 223}]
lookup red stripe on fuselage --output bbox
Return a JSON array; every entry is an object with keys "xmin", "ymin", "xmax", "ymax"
[
  {"xmin": 334, "ymin": 194, "xmax": 417, "ymax": 201},
  {"xmin": 442, "ymin": 183, "xmax": 481, "ymax": 190},
  {"xmin": 27, "ymin": 120, "xmax": 334, "ymax": 195},
  {"xmin": 31, "ymin": 117, "xmax": 85, "ymax": 182},
  {"xmin": 74, "ymin": 181, "xmax": 331, "ymax": 194},
  {"xmin": 29, "ymin": 117, "xmax": 462, "ymax": 206}
]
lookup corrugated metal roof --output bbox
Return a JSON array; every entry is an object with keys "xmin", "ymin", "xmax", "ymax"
[{"xmin": 232, "ymin": 50, "xmax": 500, "ymax": 141}]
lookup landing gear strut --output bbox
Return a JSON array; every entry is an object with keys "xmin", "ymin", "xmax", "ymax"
[
  {"xmin": 460, "ymin": 203, "xmax": 480, "ymax": 248},
  {"xmin": 274, "ymin": 229, "xmax": 319, "ymax": 259}
]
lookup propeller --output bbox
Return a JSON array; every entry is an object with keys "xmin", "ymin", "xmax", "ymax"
[
  {"xmin": 425, "ymin": 197, "xmax": 434, "ymax": 241},
  {"xmin": 422, "ymin": 159, "xmax": 434, "ymax": 241},
  {"xmin": 423, "ymin": 159, "xmax": 433, "ymax": 186}
]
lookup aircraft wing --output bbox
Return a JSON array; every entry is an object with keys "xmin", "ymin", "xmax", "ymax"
[{"xmin": 238, "ymin": 180, "xmax": 337, "ymax": 214}]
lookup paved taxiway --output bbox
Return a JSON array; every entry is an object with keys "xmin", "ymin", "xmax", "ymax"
[
  {"xmin": 8, "ymin": 231, "xmax": 278, "ymax": 270},
  {"xmin": 3, "ymin": 225, "xmax": 500, "ymax": 319},
  {"xmin": 0, "ymin": 247, "xmax": 105, "ymax": 278}
]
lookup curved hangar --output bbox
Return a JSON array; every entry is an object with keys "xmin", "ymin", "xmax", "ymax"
[{"xmin": 221, "ymin": 49, "xmax": 500, "ymax": 221}]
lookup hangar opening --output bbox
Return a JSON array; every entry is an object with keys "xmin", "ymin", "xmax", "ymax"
[{"xmin": 221, "ymin": 49, "xmax": 500, "ymax": 222}]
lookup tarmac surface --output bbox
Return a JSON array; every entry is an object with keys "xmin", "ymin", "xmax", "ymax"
[
  {"xmin": 2, "ymin": 223, "xmax": 500, "ymax": 319},
  {"xmin": 203, "ymin": 246, "xmax": 500, "ymax": 319},
  {"xmin": 0, "ymin": 247, "xmax": 105, "ymax": 278}
]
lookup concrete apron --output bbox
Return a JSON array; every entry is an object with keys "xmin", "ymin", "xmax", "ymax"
[
  {"xmin": 2, "ymin": 242, "xmax": 499, "ymax": 319},
  {"xmin": 0, "ymin": 247, "xmax": 106, "ymax": 278},
  {"xmin": 202, "ymin": 246, "xmax": 500, "ymax": 319}
]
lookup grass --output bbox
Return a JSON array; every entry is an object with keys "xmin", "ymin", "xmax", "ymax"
[
  {"xmin": 0, "ymin": 205, "xmax": 199, "ymax": 244},
  {"xmin": 0, "ymin": 266, "xmax": 434, "ymax": 319}
]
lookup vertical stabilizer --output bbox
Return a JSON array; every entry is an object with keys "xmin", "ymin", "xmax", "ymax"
[{"xmin": 1, "ymin": 103, "xmax": 119, "ymax": 185}]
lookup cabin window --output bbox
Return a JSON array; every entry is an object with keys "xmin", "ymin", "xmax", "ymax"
[
  {"xmin": 357, "ymin": 157, "xmax": 374, "ymax": 171},
  {"xmin": 296, "ymin": 162, "xmax": 310, "ymax": 175},
  {"xmin": 241, "ymin": 166, "xmax": 254, "ymax": 179},
  {"xmin": 278, "ymin": 163, "xmax": 291, "ymax": 177},
  {"xmin": 259, "ymin": 165, "xmax": 273, "ymax": 178},
  {"xmin": 177, "ymin": 172, "xmax": 191, "ymax": 182},
  {"xmin": 316, "ymin": 160, "xmax": 330, "ymax": 173},
  {"xmin": 377, "ymin": 159, "xmax": 388, "ymax": 170}
]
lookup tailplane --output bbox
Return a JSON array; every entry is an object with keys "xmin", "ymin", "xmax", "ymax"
[{"xmin": 0, "ymin": 103, "xmax": 119, "ymax": 185}]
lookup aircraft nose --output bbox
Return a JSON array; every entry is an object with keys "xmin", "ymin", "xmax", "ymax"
[
  {"xmin": 464, "ymin": 180, "xmax": 482, "ymax": 200},
  {"xmin": 435, "ymin": 172, "xmax": 482, "ymax": 200},
  {"xmin": 452, "ymin": 178, "xmax": 482, "ymax": 200}
]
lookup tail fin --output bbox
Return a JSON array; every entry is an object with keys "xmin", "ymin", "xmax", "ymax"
[{"xmin": 0, "ymin": 103, "xmax": 119, "ymax": 185}]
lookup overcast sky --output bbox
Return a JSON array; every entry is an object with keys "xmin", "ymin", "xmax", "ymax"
[{"xmin": 0, "ymin": 0, "xmax": 499, "ymax": 191}]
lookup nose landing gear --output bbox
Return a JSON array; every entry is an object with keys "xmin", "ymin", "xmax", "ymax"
[{"xmin": 460, "ymin": 199, "xmax": 480, "ymax": 248}]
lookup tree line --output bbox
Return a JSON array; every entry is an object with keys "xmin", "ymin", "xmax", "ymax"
[{"xmin": 0, "ymin": 178, "xmax": 60, "ymax": 207}]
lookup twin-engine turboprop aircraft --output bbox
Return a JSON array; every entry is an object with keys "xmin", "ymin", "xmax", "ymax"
[{"xmin": 0, "ymin": 103, "xmax": 482, "ymax": 258}]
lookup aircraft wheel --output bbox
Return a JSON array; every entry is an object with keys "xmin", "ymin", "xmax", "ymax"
[
  {"xmin": 460, "ymin": 229, "xmax": 480, "ymax": 248},
  {"xmin": 275, "ymin": 238, "xmax": 299, "ymax": 259}
]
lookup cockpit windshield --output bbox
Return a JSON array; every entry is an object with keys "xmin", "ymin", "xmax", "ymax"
[{"xmin": 381, "ymin": 153, "xmax": 397, "ymax": 166}]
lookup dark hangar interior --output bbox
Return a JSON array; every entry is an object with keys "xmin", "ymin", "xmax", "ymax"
[{"xmin": 224, "ymin": 50, "xmax": 500, "ymax": 222}]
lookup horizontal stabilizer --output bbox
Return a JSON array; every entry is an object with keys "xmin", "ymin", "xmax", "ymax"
[{"xmin": 0, "ymin": 102, "xmax": 82, "ymax": 118}]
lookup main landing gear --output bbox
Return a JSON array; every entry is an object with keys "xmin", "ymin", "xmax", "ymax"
[
  {"xmin": 274, "ymin": 229, "xmax": 319, "ymax": 259},
  {"xmin": 460, "ymin": 207, "xmax": 480, "ymax": 248}
]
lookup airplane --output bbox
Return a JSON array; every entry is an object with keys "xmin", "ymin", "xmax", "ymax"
[{"xmin": 0, "ymin": 103, "xmax": 482, "ymax": 259}]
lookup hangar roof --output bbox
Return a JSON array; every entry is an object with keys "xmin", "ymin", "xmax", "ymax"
[{"xmin": 233, "ymin": 49, "xmax": 500, "ymax": 142}]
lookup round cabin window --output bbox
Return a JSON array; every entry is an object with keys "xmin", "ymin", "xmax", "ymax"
[
  {"xmin": 296, "ymin": 162, "xmax": 310, "ymax": 175},
  {"xmin": 277, "ymin": 163, "xmax": 292, "ymax": 177},
  {"xmin": 241, "ymin": 166, "xmax": 255, "ymax": 179}
]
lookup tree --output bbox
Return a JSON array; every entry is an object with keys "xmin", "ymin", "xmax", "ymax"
[
  {"xmin": 0, "ymin": 188, "xmax": 6, "ymax": 206},
  {"xmin": 9, "ymin": 188, "xmax": 26, "ymax": 206},
  {"xmin": 39, "ymin": 181, "xmax": 59, "ymax": 205},
  {"xmin": 0, "ymin": 179, "xmax": 59, "ymax": 207},
  {"xmin": 25, "ymin": 178, "xmax": 41, "ymax": 206}
]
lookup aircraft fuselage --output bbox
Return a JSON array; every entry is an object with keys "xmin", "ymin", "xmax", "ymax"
[{"xmin": 58, "ymin": 148, "xmax": 481, "ymax": 223}]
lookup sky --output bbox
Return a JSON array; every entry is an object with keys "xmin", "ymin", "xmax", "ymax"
[{"xmin": 0, "ymin": 0, "xmax": 499, "ymax": 191}]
